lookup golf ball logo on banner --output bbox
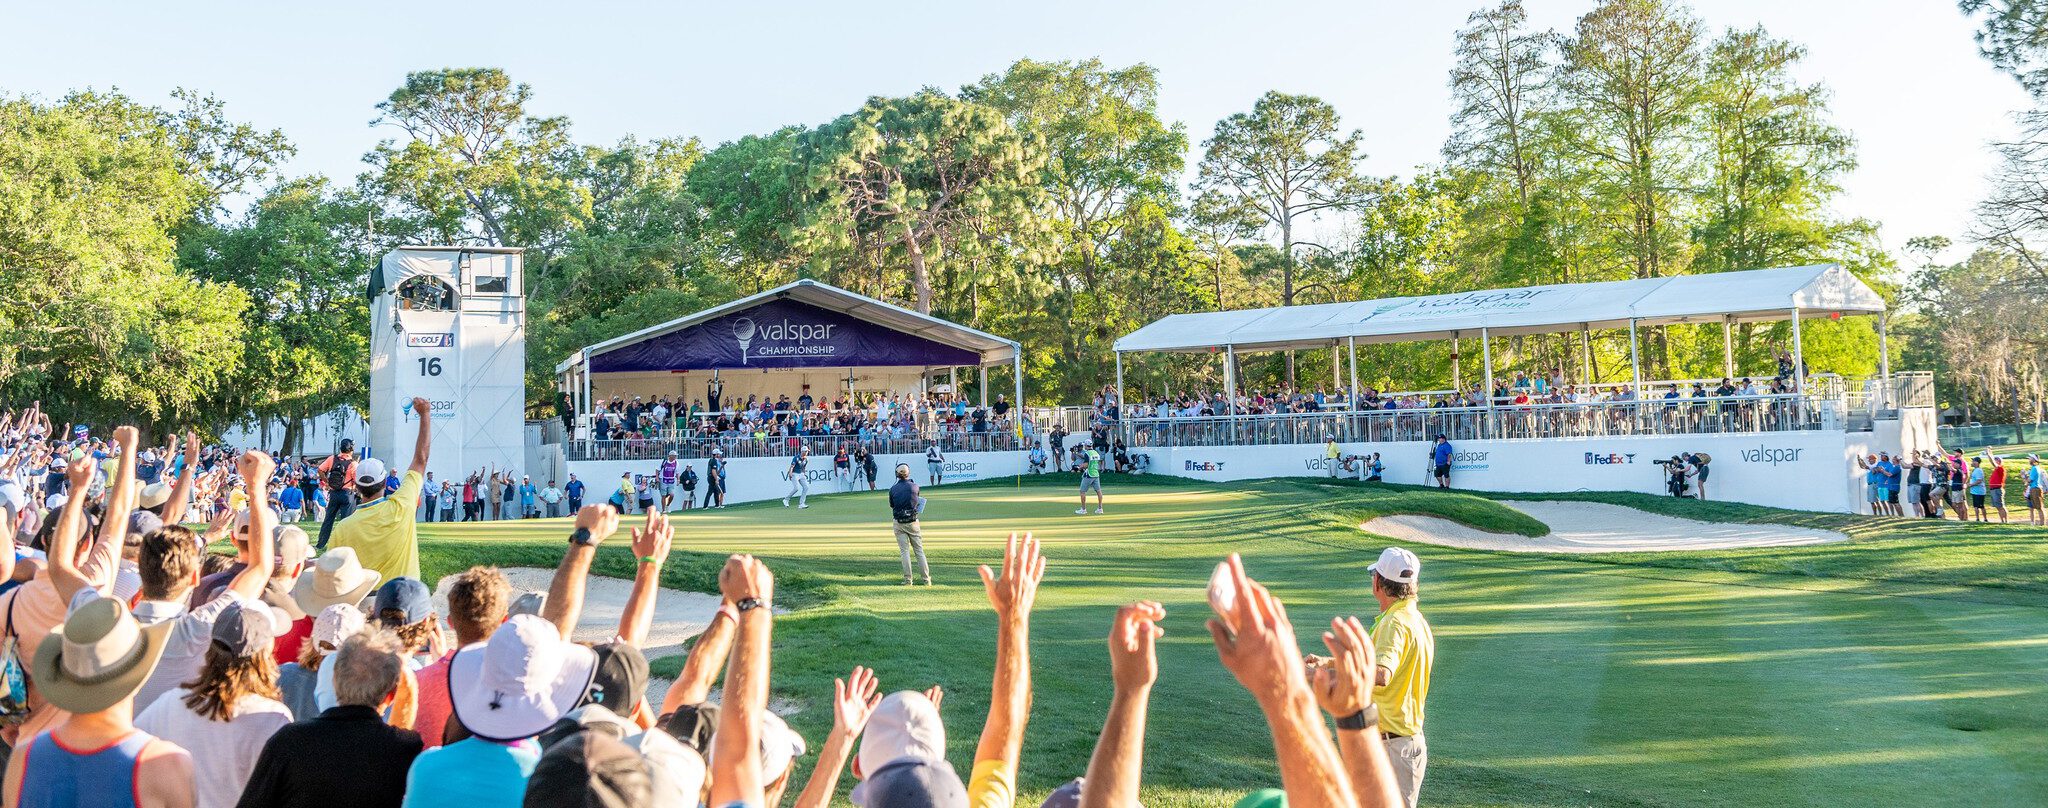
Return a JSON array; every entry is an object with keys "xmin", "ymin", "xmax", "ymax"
[{"xmin": 399, "ymin": 325, "xmax": 461, "ymax": 424}]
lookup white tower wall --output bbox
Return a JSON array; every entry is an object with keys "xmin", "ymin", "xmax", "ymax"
[{"xmin": 369, "ymin": 247, "xmax": 527, "ymax": 486}]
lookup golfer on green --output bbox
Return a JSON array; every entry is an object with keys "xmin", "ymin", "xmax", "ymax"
[{"xmin": 1076, "ymin": 445, "xmax": 1105, "ymax": 515}]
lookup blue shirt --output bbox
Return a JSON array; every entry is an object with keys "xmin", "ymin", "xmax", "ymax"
[
  {"xmin": 402, "ymin": 737, "xmax": 540, "ymax": 808},
  {"xmin": 564, "ymin": 479, "xmax": 585, "ymax": 499},
  {"xmin": 1432, "ymin": 443, "xmax": 1453, "ymax": 465},
  {"xmin": 278, "ymin": 487, "xmax": 304, "ymax": 510}
]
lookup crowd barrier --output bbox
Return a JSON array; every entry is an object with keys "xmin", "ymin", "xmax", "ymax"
[
  {"xmin": 567, "ymin": 427, "xmax": 1028, "ymax": 461},
  {"xmin": 1120, "ymin": 394, "xmax": 1820, "ymax": 448}
]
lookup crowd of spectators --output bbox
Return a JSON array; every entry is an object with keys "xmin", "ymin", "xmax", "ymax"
[{"xmin": 0, "ymin": 400, "xmax": 1433, "ymax": 808}]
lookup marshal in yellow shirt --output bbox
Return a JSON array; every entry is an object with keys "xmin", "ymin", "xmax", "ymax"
[
  {"xmin": 1371, "ymin": 596, "xmax": 1434, "ymax": 738},
  {"xmin": 330, "ymin": 469, "xmax": 423, "ymax": 583}
]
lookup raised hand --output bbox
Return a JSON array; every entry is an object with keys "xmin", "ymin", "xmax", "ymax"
[
  {"xmin": 572, "ymin": 503, "xmax": 620, "ymax": 544},
  {"xmin": 831, "ymin": 666, "xmax": 882, "ymax": 738},
  {"xmin": 718, "ymin": 554, "xmax": 774, "ymax": 605},
  {"xmin": 1206, "ymin": 554, "xmax": 1312, "ymax": 707},
  {"xmin": 237, "ymin": 448, "xmax": 276, "ymax": 485},
  {"xmin": 1109, "ymin": 601, "xmax": 1165, "ymax": 693},
  {"xmin": 979, "ymin": 531, "xmax": 1047, "ymax": 623},
  {"xmin": 64, "ymin": 455, "xmax": 95, "ymax": 489},
  {"xmin": 411, "ymin": 397, "xmax": 431, "ymax": 418},
  {"xmin": 111, "ymin": 425, "xmax": 138, "ymax": 451},
  {"xmin": 923, "ymin": 684, "xmax": 944, "ymax": 712},
  {"xmin": 1311, "ymin": 616, "xmax": 1374, "ymax": 719},
  {"xmin": 630, "ymin": 507, "xmax": 672, "ymax": 563}
]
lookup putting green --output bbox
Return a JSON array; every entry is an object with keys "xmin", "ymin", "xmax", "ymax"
[{"xmin": 411, "ymin": 475, "xmax": 2048, "ymax": 808}]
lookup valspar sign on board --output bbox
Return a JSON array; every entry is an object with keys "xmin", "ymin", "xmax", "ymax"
[
  {"xmin": 1740, "ymin": 445, "xmax": 1805, "ymax": 465},
  {"xmin": 1359, "ymin": 289, "xmax": 1576, "ymax": 323},
  {"xmin": 588, "ymin": 298, "xmax": 984, "ymax": 373}
]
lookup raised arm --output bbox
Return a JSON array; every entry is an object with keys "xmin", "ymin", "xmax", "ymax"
[
  {"xmin": 974, "ymin": 532, "xmax": 1047, "ymax": 802},
  {"xmin": 617, "ymin": 508, "xmax": 672, "ymax": 647},
  {"xmin": 162, "ymin": 430, "xmax": 199, "ymax": 526},
  {"xmin": 1207, "ymin": 554, "xmax": 1358, "ymax": 808},
  {"xmin": 707, "ymin": 554, "xmax": 774, "ymax": 808},
  {"xmin": 407, "ymin": 397, "xmax": 431, "ymax": 475},
  {"xmin": 45, "ymin": 456, "xmax": 98, "ymax": 604},
  {"xmin": 543, "ymin": 504, "xmax": 619, "ymax": 641},
  {"xmin": 663, "ymin": 604, "xmax": 736, "ymax": 715},
  {"xmin": 1079, "ymin": 601, "xmax": 1163, "ymax": 808},
  {"xmin": 1311, "ymin": 616, "xmax": 1404, "ymax": 808},
  {"xmin": 81, "ymin": 426, "xmax": 143, "ymax": 588},
  {"xmin": 226, "ymin": 451, "xmax": 277, "ymax": 603},
  {"xmin": 792, "ymin": 666, "xmax": 880, "ymax": 808}
]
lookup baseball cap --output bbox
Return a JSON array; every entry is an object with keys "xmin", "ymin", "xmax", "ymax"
[
  {"xmin": 212, "ymin": 601, "xmax": 278, "ymax": 658},
  {"xmin": 856, "ymin": 691, "xmax": 946, "ymax": 778},
  {"xmin": 0, "ymin": 481, "xmax": 26, "ymax": 514},
  {"xmin": 1039, "ymin": 778, "xmax": 1084, "ymax": 808},
  {"xmin": 449, "ymin": 614, "xmax": 598, "ymax": 742},
  {"xmin": 354, "ymin": 458, "xmax": 388, "ymax": 487},
  {"xmin": 706, "ymin": 712, "xmax": 807, "ymax": 784},
  {"xmin": 850, "ymin": 758, "xmax": 968, "ymax": 808},
  {"xmin": 137, "ymin": 482, "xmax": 173, "ymax": 510},
  {"xmin": 312, "ymin": 603, "xmax": 367, "ymax": 649},
  {"xmin": 582, "ymin": 641, "xmax": 649, "ymax": 714},
  {"xmin": 1369, "ymin": 547, "xmax": 1420, "ymax": 585},
  {"xmin": 373, "ymin": 578, "xmax": 433, "ymax": 625},
  {"xmin": 525, "ymin": 725, "xmax": 694, "ymax": 808}
]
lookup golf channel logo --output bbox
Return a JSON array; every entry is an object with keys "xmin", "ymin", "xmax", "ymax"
[
  {"xmin": 1741, "ymin": 445, "xmax": 1805, "ymax": 465},
  {"xmin": 1183, "ymin": 460, "xmax": 1228, "ymax": 472},
  {"xmin": 733, "ymin": 316, "xmax": 839, "ymax": 365},
  {"xmin": 405, "ymin": 333, "xmax": 454, "ymax": 348},
  {"xmin": 1584, "ymin": 451, "xmax": 1636, "ymax": 465}
]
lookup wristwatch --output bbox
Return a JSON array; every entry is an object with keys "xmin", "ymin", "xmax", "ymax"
[
  {"xmin": 568, "ymin": 527, "xmax": 597, "ymax": 547},
  {"xmin": 1334, "ymin": 706, "xmax": 1379, "ymax": 731},
  {"xmin": 734, "ymin": 597, "xmax": 766, "ymax": 613}
]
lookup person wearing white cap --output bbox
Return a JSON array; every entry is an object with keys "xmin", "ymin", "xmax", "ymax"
[
  {"xmin": 1367, "ymin": 546, "xmax": 1434, "ymax": 807},
  {"xmin": 278, "ymin": 603, "xmax": 368, "ymax": 720},
  {"xmin": 135, "ymin": 600, "xmax": 293, "ymax": 808},
  {"xmin": 404, "ymin": 613, "xmax": 596, "ymax": 806},
  {"xmin": 329, "ymin": 398, "xmax": 433, "ymax": 584}
]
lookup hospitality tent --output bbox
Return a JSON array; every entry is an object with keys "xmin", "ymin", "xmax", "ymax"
[
  {"xmin": 556, "ymin": 279, "xmax": 1022, "ymax": 423},
  {"xmin": 1110, "ymin": 264, "xmax": 1890, "ymax": 408}
]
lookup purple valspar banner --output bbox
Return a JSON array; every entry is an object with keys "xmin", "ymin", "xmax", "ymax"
[{"xmin": 589, "ymin": 298, "xmax": 984, "ymax": 373}]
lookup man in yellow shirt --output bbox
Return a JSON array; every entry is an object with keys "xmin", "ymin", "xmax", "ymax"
[
  {"xmin": 330, "ymin": 398, "xmax": 432, "ymax": 583},
  {"xmin": 1369, "ymin": 546, "xmax": 1434, "ymax": 808}
]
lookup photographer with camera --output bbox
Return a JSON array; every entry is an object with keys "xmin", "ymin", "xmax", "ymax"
[{"xmin": 1654, "ymin": 452, "xmax": 1708, "ymax": 499}]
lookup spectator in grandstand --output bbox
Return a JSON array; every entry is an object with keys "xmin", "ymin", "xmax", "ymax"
[{"xmin": 330, "ymin": 398, "xmax": 432, "ymax": 584}]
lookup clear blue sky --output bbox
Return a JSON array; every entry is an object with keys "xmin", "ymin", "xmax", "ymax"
[{"xmin": 1, "ymin": 0, "xmax": 2024, "ymax": 266}]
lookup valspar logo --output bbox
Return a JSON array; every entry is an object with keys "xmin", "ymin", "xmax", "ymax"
[
  {"xmin": 733, "ymin": 316, "xmax": 838, "ymax": 364},
  {"xmin": 405, "ymin": 333, "xmax": 453, "ymax": 348},
  {"xmin": 1184, "ymin": 460, "xmax": 1227, "ymax": 472},
  {"xmin": 1741, "ymin": 445, "xmax": 1805, "ymax": 465},
  {"xmin": 400, "ymin": 399, "xmax": 457, "ymax": 422},
  {"xmin": 1450, "ymin": 450, "xmax": 1490, "ymax": 472},
  {"xmin": 1584, "ymin": 452, "xmax": 1636, "ymax": 465},
  {"xmin": 1304, "ymin": 457, "xmax": 1334, "ymax": 472}
]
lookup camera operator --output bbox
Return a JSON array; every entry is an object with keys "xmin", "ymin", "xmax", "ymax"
[
  {"xmin": 1688, "ymin": 451, "xmax": 1711, "ymax": 501},
  {"xmin": 1657, "ymin": 455, "xmax": 1691, "ymax": 498}
]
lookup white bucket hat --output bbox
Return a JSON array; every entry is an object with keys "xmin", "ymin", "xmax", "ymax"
[
  {"xmin": 291, "ymin": 547, "xmax": 382, "ymax": 614},
  {"xmin": 449, "ymin": 614, "xmax": 597, "ymax": 742}
]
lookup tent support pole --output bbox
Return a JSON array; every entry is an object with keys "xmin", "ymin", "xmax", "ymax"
[
  {"xmin": 1580, "ymin": 326, "xmax": 1593, "ymax": 383},
  {"xmin": 1347, "ymin": 336, "xmax": 1359, "ymax": 408},
  {"xmin": 948, "ymin": 366, "xmax": 956, "ymax": 395},
  {"xmin": 979, "ymin": 364, "xmax": 988, "ymax": 409},
  {"xmin": 1114, "ymin": 351, "xmax": 1125, "ymax": 418},
  {"xmin": 1224, "ymin": 345, "xmax": 1238, "ymax": 418},
  {"xmin": 579, "ymin": 349, "xmax": 592, "ymax": 440},
  {"xmin": 1722, "ymin": 316, "xmax": 1735, "ymax": 379},
  {"xmin": 1629, "ymin": 318, "xmax": 1643, "ymax": 399},
  {"xmin": 1878, "ymin": 313, "xmax": 1892, "ymax": 410},
  {"xmin": 1331, "ymin": 343, "xmax": 1342, "ymax": 395},
  {"xmin": 1790, "ymin": 308, "xmax": 1805, "ymax": 395},
  {"xmin": 1480, "ymin": 327, "xmax": 1495, "ymax": 438},
  {"xmin": 1012, "ymin": 353, "xmax": 1024, "ymax": 440}
]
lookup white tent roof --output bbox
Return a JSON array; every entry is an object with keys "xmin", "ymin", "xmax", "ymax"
[
  {"xmin": 556, "ymin": 279, "xmax": 1020, "ymax": 372},
  {"xmin": 1113, "ymin": 264, "xmax": 1886, "ymax": 354}
]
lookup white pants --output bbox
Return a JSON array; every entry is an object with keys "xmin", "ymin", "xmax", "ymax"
[
  {"xmin": 1385, "ymin": 733, "xmax": 1427, "ymax": 808},
  {"xmin": 785, "ymin": 476, "xmax": 809, "ymax": 506}
]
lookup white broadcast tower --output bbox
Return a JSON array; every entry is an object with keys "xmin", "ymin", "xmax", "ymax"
[{"xmin": 367, "ymin": 246, "xmax": 527, "ymax": 485}]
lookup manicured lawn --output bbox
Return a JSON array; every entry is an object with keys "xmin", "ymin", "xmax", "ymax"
[{"xmin": 410, "ymin": 474, "xmax": 2048, "ymax": 808}]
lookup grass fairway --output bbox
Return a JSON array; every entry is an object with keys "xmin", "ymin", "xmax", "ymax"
[{"xmin": 409, "ymin": 475, "xmax": 2048, "ymax": 807}]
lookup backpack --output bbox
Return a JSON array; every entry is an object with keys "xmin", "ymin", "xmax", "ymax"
[
  {"xmin": 0, "ymin": 596, "xmax": 31, "ymax": 726},
  {"xmin": 325, "ymin": 455, "xmax": 351, "ymax": 492}
]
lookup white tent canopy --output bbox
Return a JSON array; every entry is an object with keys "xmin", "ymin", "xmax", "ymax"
[{"xmin": 1113, "ymin": 264, "xmax": 1885, "ymax": 354}]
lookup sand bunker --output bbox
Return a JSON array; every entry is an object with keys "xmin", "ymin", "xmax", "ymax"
[{"xmin": 1361, "ymin": 500, "xmax": 1847, "ymax": 553}]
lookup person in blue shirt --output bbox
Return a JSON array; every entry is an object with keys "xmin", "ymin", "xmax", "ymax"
[
  {"xmin": 278, "ymin": 484, "xmax": 305, "ymax": 524},
  {"xmin": 1430, "ymin": 435, "xmax": 1454, "ymax": 489},
  {"xmin": 518, "ymin": 476, "xmax": 538, "ymax": 518},
  {"xmin": 783, "ymin": 445, "xmax": 811, "ymax": 509},
  {"xmin": 1876, "ymin": 453, "xmax": 1902, "ymax": 517},
  {"xmin": 563, "ymin": 473, "xmax": 585, "ymax": 511}
]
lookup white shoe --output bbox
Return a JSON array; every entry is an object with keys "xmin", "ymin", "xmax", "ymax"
[
  {"xmin": 1076, "ymin": 508, "xmax": 1088, "ymax": 515},
  {"xmin": 799, "ymin": 504, "xmax": 809, "ymax": 509},
  {"xmin": 1095, "ymin": 507, "xmax": 1104, "ymax": 514}
]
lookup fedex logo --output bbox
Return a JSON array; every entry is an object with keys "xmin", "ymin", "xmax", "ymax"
[{"xmin": 1584, "ymin": 452, "xmax": 1636, "ymax": 465}]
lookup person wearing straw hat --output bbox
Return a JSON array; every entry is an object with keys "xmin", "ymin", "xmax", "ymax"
[
  {"xmin": 3, "ymin": 595, "xmax": 192, "ymax": 808},
  {"xmin": 290, "ymin": 546, "xmax": 382, "ymax": 616},
  {"xmin": 135, "ymin": 601, "xmax": 293, "ymax": 808}
]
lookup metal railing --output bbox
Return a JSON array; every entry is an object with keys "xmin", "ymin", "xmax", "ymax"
[
  {"xmin": 1119, "ymin": 393, "xmax": 1821, "ymax": 448},
  {"xmin": 566, "ymin": 426, "xmax": 1029, "ymax": 461}
]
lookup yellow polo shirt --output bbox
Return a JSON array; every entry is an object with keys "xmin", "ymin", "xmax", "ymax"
[
  {"xmin": 330, "ymin": 470, "xmax": 423, "ymax": 583},
  {"xmin": 966, "ymin": 759, "xmax": 1014, "ymax": 808},
  {"xmin": 1371, "ymin": 596, "xmax": 1434, "ymax": 738}
]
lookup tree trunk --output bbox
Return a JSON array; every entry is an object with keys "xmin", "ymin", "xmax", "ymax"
[
  {"xmin": 282, "ymin": 411, "xmax": 304, "ymax": 460},
  {"xmin": 904, "ymin": 228, "xmax": 932, "ymax": 314}
]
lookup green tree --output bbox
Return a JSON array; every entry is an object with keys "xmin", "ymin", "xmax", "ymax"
[
  {"xmin": 1195, "ymin": 91, "xmax": 1373, "ymax": 382},
  {"xmin": 1961, "ymin": 0, "xmax": 2048, "ymax": 97},
  {"xmin": 0, "ymin": 94, "xmax": 248, "ymax": 425},
  {"xmin": 790, "ymin": 90, "xmax": 1049, "ymax": 314}
]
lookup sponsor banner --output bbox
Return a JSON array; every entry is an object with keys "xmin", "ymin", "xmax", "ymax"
[
  {"xmin": 406, "ymin": 332, "xmax": 454, "ymax": 348},
  {"xmin": 1140, "ymin": 430, "xmax": 1856, "ymax": 513},
  {"xmin": 588, "ymin": 298, "xmax": 983, "ymax": 373},
  {"xmin": 1358, "ymin": 288, "xmax": 1579, "ymax": 324}
]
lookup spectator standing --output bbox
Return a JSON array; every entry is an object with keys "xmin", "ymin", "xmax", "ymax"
[
  {"xmin": 888, "ymin": 464, "xmax": 929, "ymax": 586},
  {"xmin": 1986, "ymin": 454, "xmax": 2010, "ymax": 523},
  {"xmin": 134, "ymin": 602, "xmax": 294, "ymax": 808},
  {"xmin": 703, "ymin": 448, "xmax": 727, "ymax": 509},
  {"xmin": 315, "ymin": 440, "xmax": 358, "ymax": 551},
  {"xmin": 540, "ymin": 479, "xmax": 563, "ymax": 518},
  {"xmin": 783, "ymin": 445, "xmax": 811, "ymax": 509},
  {"xmin": 519, "ymin": 476, "xmax": 538, "ymax": 519},
  {"xmin": 414, "ymin": 566, "xmax": 510, "ymax": 748},
  {"xmin": 438, "ymin": 482, "xmax": 457, "ymax": 523},
  {"xmin": 1367, "ymin": 547, "xmax": 1435, "ymax": 807},
  {"xmin": 563, "ymin": 473, "xmax": 585, "ymax": 512},
  {"xmin": 330, "ymin": 398, "xmax": 433, "ymax": 584}
]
